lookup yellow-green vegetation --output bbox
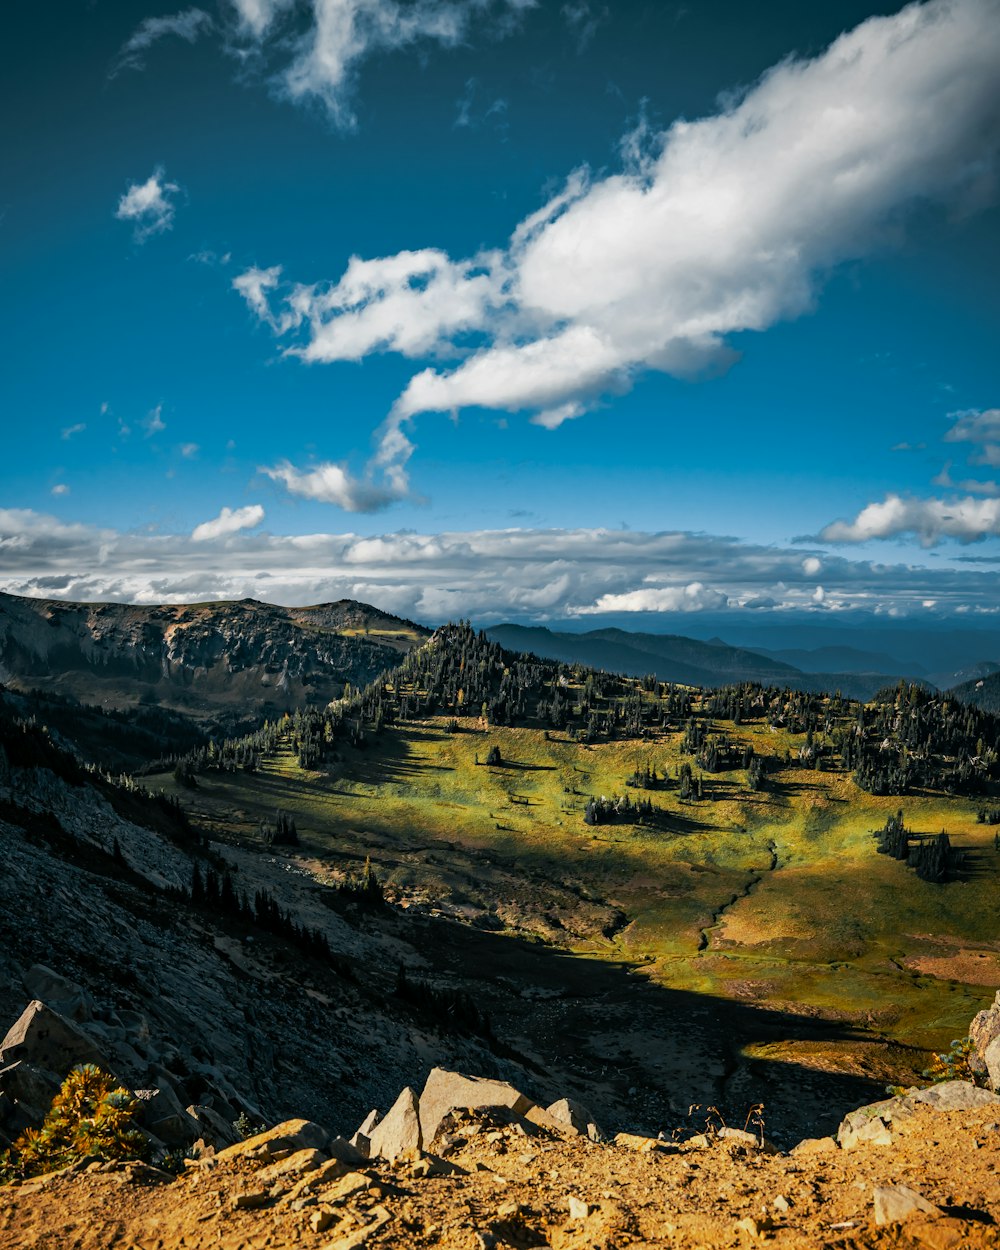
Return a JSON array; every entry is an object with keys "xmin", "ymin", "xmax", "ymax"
[
  {"xmin": 152, "ymin": 627, "xmax": 1000, "ymax": 1085},
  {"xmin": 0, "ymin": 1065, "xmax": 148, "ymax": 1183}
]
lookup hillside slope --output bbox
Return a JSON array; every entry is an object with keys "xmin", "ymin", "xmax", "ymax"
[
  {"xmin": 951, "ymin": 670, "xmax": 1000, "ymax": 714},
  {"xmin": 0, "ymin": 592, "xmax": 428, "ymax": 718}
]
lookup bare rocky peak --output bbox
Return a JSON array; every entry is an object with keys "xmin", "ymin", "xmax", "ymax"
[{"xmin": 0, "ymin": 591, "xmax": 430, "ymax": 716}]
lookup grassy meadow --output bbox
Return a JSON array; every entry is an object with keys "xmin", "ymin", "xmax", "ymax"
[{"xmin": 153, "ymin": 697, "xmax": 1000, "ymax": 1079}]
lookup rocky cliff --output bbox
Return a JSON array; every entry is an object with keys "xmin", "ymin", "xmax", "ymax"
[{"xmin": 0, "ymin": 592, "xmax": 428, "ymax": 717}]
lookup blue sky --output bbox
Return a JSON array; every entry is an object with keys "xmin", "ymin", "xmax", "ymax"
[{"xmin": 2, "ymin": 0, "xmax": 1000, "ymax": 627}]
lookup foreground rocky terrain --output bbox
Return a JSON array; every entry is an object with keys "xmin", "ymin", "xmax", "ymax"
[{"xmin": 2, "ymin": 1063, "xmax": 1000, "ymax": 1249}]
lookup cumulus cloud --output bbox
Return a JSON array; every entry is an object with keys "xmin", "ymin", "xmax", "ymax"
[
  {"xmin": 820, "ymin": 494, "xmax": 1000, "ymax": 545},
  {"xmin": 261, "ymin": 458, "xmax": 410, "ymax": 512},
  {"xmin": 113, "ymin": 8, "xmax": 213, "ymax": 75},
  {"xmin": 115, "ymin": 169, "xmax": 181, "ymax": 241},
  {"xmin": 2, "ymin": 509, "xmax": 997, "ymax": 620},
  {"xmin": 191, "ymin": 504, "xmax": 265, "ymax": 541},
  {"xmin": 227, "ymin": 0, "xmax": 534, "ymax": 128},
  {"xmin": 238, "ymin": 0, "xmax": 1000, "ymax": 493},
  {"xmin": 577, "ymin": 582, "xmax": 729, "ymax": 614}
]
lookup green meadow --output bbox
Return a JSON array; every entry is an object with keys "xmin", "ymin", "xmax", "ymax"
[{"xmin": 155, "ymin": 707, "xmax": 1000, "ymax": 1078}]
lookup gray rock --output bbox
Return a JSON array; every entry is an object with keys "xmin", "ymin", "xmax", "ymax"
[
  {"xmin": 873, "ymin": 1184, "xmax": 940, "ymax": 1225},
  {"xmin": 21, "ymin": 966, "xmax": 93, "ymax": 1023},
  {"xmin": 546, "ymin": 1097, "xmax": 602, "ymax": 1142},
  {"xmin": 0, "ymin": 1001, "xmax": 108, "ymax": 1076},
  {"xmin": 985, "ymin": 1036, "xmax": 1000, "ymax": 1094},
  {"xmin": 0, "ymin": 1061, "xmax": 61, "ymax": 1130},
  {"xmin": 419, "ymin": 1069, "xmax": 533, "ymax": 1145},
  {"xmin": 838, "ymin": 1079, "xmax": 1000, "ymax": 1147},
  {"xmin": 186, "ymin": 1103, "xmax": 240, "ymax": 1149},
  {"xmin": 368, "ymin": 1086, "xmax": 422, "ymax": 1160},
  {"xmin": 910, "ymin": 1080, "xmax": 1000, "ymax": 1112},
  {"xmin": 350, "ymin": 1108, "xmax": 380, "ymax": 1156},
  {"xmin": 969, "ymin": 991, "xmax": 1000, "ymax": 1078}
]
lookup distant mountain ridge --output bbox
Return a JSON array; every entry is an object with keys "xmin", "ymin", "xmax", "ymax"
[
  {"xmin": 0, "ymin": 591, "xmax": 429, "ymax": 717},
  {"xmin": 484, "ymin": 624, "xmax": 918, "ymax": 700}
]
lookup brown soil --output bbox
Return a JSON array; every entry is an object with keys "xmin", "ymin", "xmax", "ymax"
[{"xmin": 3, "ymin": 1104, "xmax": 999, "ymax": 1250}]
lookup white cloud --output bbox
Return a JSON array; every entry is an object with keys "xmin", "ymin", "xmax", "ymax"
[
  {"xmin": 60, "ymin": 423, "xmax": 86, "ymax": 440},
  {"xmin": 820, "ymin": 493, "xmax": 1000, "ymax": 545},
  {"xmin": 142, "ymin": 405, "xmax": 166, "ymax": 436},
  {"xmin": 179, "ymin": 442, "xmax": 200, "ymax": 458},
  {"xmin": 262, "ymin": 458, "xmax": 410, "ymax": 512},
  {"xmin": 239, "ymin": 0, "xmax": 1000, "ymax": 487},
  {"xmin": 115, "ymin": 169, "xmax": 181, "ymax": 241},
  {"xmin": 191, "ymin": 504, "xmax": 265, "ymax": 541},
  {"xmin": 802, "ymin": 556, "xmax": 822, "ymax": 576},
  {"xmin": 2, "ymin": 509, "xmax": 998, "ymax": 619},
  {"xmin": 113, "ymin": 8, "xmax": 212, "ymax": 75},
  {"xmin": 945, "ymin": 407, "xmax": 1000, "ymax": 466},
  {"xmin": 228, "ymin": 0, "xmax": 535, "ymax": 128},
  {"xmin": 577, "ymin": 582, "xmax": 729, "ymax": 614},
  {"xmin": 50, "ymin": 484, "xmax": 70, "ymax": 497},
  {"xmin": 561, "ymin": 1, "xmax": 607, "ymax": 53}
]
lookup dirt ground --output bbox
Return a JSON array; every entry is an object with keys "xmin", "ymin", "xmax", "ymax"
[{"xmin": 2, "ymin": 1103, "xmax": 999, "ymax": 1250}]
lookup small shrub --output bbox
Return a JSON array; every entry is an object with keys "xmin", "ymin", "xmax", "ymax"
[
  {"xmin": 922, "ymin": 1036, "xmax": 985, "ymax": 1087},
  {"xmin": 232, "ymin": 1112, "xmax": 268, "ymax": 1141},
  {"xmin": 0, "ymin": 1065, "xmax": 149, "ymax": 1184}
]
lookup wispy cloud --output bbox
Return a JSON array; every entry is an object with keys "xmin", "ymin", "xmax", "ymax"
[
  {"xmin": 228, "ymin": 0, "xmax": 535, "ymax": 129},
  {"xmin": 60, "ymin": 423, "xmax": 86, "ymax": 441},
  {"xmin": 944, "ymin": 407, "xmax": 1000, "ymax": 466},
  {"xmin": 142, "ymin": 405, "xmax": 166, "ymax": 436},
  {"xmin": 112, "ymin": 8, "xmax": 213, "ymax": 76},
  {"xmin": 115, "ymin": 168, "xmax": 181, "ymax": 242},
  {"xmin": 2, "ymin": 509, "xmax": 999, "ymax": 620},
  {"xmin": 192, "ymin": 504, "xmax": 265, "ymax": 541},
  {"xmin": 50, "ymin": 484, "xmax": 70, "ymax": 497},
  {"xmin": 561, "ymin": 1, "xmax": 607, "ymax": 52},
  {"xmin": 237, "ymin": 0, "xmax": 1000, "ymax": 500}
]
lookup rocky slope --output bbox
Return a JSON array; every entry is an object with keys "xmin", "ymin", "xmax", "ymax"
[
  {"xmin": 0, "ymin": 592, "xmax": 428, "ymax": 718},
  {"xmin": 2, "ymin": 1062, "xmax": 999, "ymax": 1249}
]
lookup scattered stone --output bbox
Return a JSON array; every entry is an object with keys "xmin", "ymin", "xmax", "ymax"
[
  {"xmin": 839, "ymin": 1116, "xmax": 893, "ymax": 1150},
  {"xmin": 418, "ymin": 1069, "xmax": 534, "ymax": 1145},
  {"xmin": 773, "ymin": 1195, "xmax": 791, "ymax": 1212},
  {"xmin": 232, "ymin": 1189, "xmax": 271, "ymax": 1210},
  {"xmin": 185, "ymin": 1103, "xmax": 240, "ymax": 1149},
  {"xmin": 411, "ymin": 1153, "xmax": 461, "ymax": 1178},
  {"xmin": 873, "ymin": 1184, "xmax": 941, "ymax": 1225},
  {"xmin": 985, "ymin": 1037, "xmax": 1000, "ymax": 1093},
  {"xmin": 716, "ymin": 1126, "xmax": 780, "ymax": 1154},
  {"xmin": 323, "ymin": 1203, "xmax": 391, "ymax": 1249},
  {"xmin": 257, "ymin": 1147, "xmax": 325, "ymax": 1186},
  {"xmin": 546, "ymin": 1097, "xmax": 603, "ymax": 1142},
  {"xmin": 309, "ymin": 1207, "xmax": 337, "ymax": 1234},
  {"xmin": 368, "ymin": 1086, "xmax": 422, "ymax": 1161},
  {"xmin": 568, "ymin": 1196, "xmax": 589, "ymax": 1220},
  {"xmin": 614, "ymin": 1132, "xmax": 667, "ymax": 1152},
  {"xmin": 790, "ymin": 1136, "xmax": 836, "ymax": 1157},
  {"xmin": 686, "ymin": 1133, "xmax": 711, "ymax": 1149}
]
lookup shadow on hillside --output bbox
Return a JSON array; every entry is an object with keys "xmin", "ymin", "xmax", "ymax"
[{"xmin": 399, "ymin": 909, "xmax": 901, "ymax": 1147}]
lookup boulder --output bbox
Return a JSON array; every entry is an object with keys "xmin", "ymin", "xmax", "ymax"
[
  {"xmin": 214, "ymin": 1118, "xmax": 330, "ymax": 1165},
  {"xmin": 21, "ymin": 967, "xmax": 94, "ymax": 1024},
  {"xmin": 873, "ymin": 1184, "xmax": 940, "ymax": 1225},
  {"xmin": 985, "ymin": 1037, "xmax": 1000, "ymax": 1094},
  {"xmin": 186, "ymin": 1103, "xmax": 241, "ymax": 1149},
  {"xmin": 910, "ymin": 1079, "xmax": 1000, "ymax": 1112},
  {"xmin": 838, "ymin": 1079, "xmax": 1000, "ymax": 1147},
  {"xmin": 546, "ymin": 1097, "xmax": 602, "ymax": 1142},
  {"xmin": 419, "ymin": 1069, "xmax": 533, "ymax": 1145},
  {"xmin": 969, "ymin": 991, "xmax": 1000, "ymax": 1078},
  {"xmin": 368, "ymin": 1086, "xmax": 422, "ymax": 1160},
  {"xmin": 716, "ymin": 1126, "xmax": 780, "ymax": 1154},
  {"xmin": 0, "ymin": 1061, "xmax": 61, "ymax": 1123},
  {"xmin": 0, "ymin": 1001, "xmax": 108, "ymax": 1075}
]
